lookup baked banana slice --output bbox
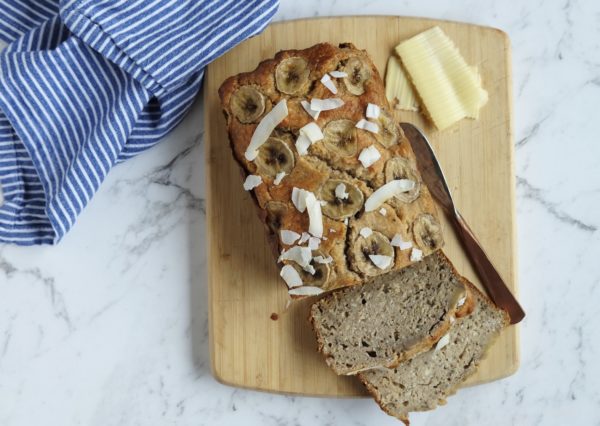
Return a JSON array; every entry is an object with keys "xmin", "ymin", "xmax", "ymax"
[
  {"xmin": 412, "ymin": 213, "xmax": 444, "ymax": 251},
  {"xmin": 384, "ymin": 157, "xmax": 421, "ymax": 203},
  {"xmin": 230, "ymin": 86, "xmax": 266, "ymax": 123},
  {"xmin": 351, "ymin": 231, "xmax": 395, "ymax": 276},
  {"xmin": 375, "ymin": 109, "xmax": 399, "ymax": 148},
  {"xmin": 342, "ymin": 57, "xmax": 371, "ymax": 95},
  {"xmin": 254, "ymin": 137, "xmax": 295, "ymax": 177},
  {"xmin": 291, "ymin": 250, "xmax": 331, "ymax": 287},
  {"xmin": 265, "ymin": 201, "xmax": 288, "ymax": 233},
  {"xmin": 319, "ymin": 178, "xmax": 364, "ymax": 220},
  {"xmin": 276, "ymin": 57, "xmax": 310, "ymax": 95},
  {"xmin": 323, "ymin": 119, "xmax": 358, "ymax": 156}
]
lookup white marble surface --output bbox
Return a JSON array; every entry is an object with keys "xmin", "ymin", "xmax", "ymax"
[{"xmin": 1, "ymin": 1, "xmax": 599, "ymax": 425}]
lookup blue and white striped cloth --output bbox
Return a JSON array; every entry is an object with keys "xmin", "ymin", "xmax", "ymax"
[{"xmin": 0, "ymin": 0, "xmax": 278, "ymax": 245}]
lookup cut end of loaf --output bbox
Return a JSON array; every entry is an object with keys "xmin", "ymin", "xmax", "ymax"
[
  {"xmin": 309, "ymin": 252, "xmax": 466, "ymax": 375},
  {"xmin": 358, "ymin": 280, "xmax": 509, "ymax": 423}
]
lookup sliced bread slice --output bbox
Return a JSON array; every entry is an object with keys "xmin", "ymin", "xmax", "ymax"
[
  {"xmin": 358, "ymin": 281, "xmax": 509, "ymax": 425},
  {"xmin": 309, "ymin": 252, "xmax": 473, "ymax": 375}
]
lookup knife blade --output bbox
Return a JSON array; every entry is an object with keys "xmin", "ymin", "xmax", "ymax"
[{"xmin": 400, "ymin": 122, "xmax": 525, "ymax": 324}]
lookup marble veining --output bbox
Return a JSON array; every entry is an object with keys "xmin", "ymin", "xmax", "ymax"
[{"xmin": 1, "ymin": 1, "xmax": 599, "ymax": 425}]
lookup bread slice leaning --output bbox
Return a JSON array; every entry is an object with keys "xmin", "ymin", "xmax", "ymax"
[
  {"xmin": 309, "ymin": 252, "xmax": 474, "ymax": 375},
  {"xmin": 357, "ymin": 280, "xmax": 509, "ymax": 425}
]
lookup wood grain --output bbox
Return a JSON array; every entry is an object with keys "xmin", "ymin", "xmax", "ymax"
[{"xmin": 204, "ymin": 16, "xmax": 519, "ymax": 396}]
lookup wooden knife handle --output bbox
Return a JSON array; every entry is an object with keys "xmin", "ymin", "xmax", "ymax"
[{"xmin": 451, "ymin": 212, "xmax": 525, "ymax": 324}]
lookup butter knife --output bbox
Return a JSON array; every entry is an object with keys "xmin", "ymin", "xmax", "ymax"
[{"xmin": 400, "ymin": 122, "xmax": 525, "ymax": 324}]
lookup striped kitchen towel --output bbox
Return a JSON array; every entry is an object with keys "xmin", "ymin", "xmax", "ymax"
[{"xmin": 0, "ymin": 0, "xmax": 278, "ymax": 245}]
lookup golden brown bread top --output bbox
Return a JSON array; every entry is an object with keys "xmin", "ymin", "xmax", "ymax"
[{"xmin": 218, "ymin": 42, "xmax": 443, "ymax": 295}]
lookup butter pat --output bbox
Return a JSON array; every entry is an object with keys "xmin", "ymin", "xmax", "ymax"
[
  {"xmin": 395, "ymin": 26, "xmax": 488, "ymax": 130},
  {"xmin": 385, "ymin": 55, "xmax": 419, "ymax": 112}
]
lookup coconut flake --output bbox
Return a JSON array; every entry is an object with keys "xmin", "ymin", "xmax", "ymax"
[
  {"xmin": 280, "ymin": 230, "xmax": 301, "ymax": 245},
  {"xmin": 308, "ymin": 236, "xmax": 321, "ymax": 250},
  {"xmin": 301, "ymin": 100, "xmax": 320, "ymax": 120},
  {"xmin": 319, "ymin": 200, "xmax": 327, "ymax": 207},
  {"xmin": 245, "ymin": 99, "xmax": 288, "ymax": 161},
  {"xmin": 344, "ymin": 218, "xmax": 349, "ymax": 226},
  {"xmin": 364, "ymin": 179, "xmax": 416, "ymax": 211},
  {"xmin": 358, "ymin": 145, "xmax": 381, "ymax": 168},
  {"xmin": 288, "ymin": 286, "xmax": 324, "ymax": 296},
  {"xmin": 303, "ymin": 264, "xmax": 316, "ymax": 275},
  {"xmin": 355, "ymin": 118, "xmax": 379, "ymax": 134},
  {"xmin": 410, "ymin": 248, "xmax": 423, "ymax": 262},
  {"xmin": 369, "ymin": 254, "xmax": 393, "ymax": 270},
  {"xmin": 359, "ymin": 227, "xmax": 373, "ymax": 238},
  {"xmin": 379, "ymin": 208, "xmax": 387, "ymax": 216},
  {"xmin": 291, "ymin": 187, "xmax": 309, "ymax": 212},
  {"xmin": 305, "ymin": 192, "xmax": 323, "ymax": 238},
  {"xmin": 329, "ymin": 70, "xmax": 348, "ymax": 78},
  {"xmin": 300, "ymin": 122, "xmax": 324, "ymax": 143},
  {"xmin": 280, "ymin": 264, "xmax": 302, "ymax": 288},
  {"xmin": 299, "ymin": 232, "xmax": 311, "ymax": 244},
  {"xmin": 274, "ymin": 171, "xmax": 286, "ymax": 185},
  {"xmin": 314, "ymin": 255, "xmax": 333, "ymax": 264},
  {"xmin": 391, "ymin": 234, "xmax": 413, "ymax": 250},
  {"xmin": 295, "ymin": 134, "xmax": 311, "ymax": 155},
  {"xmin": 243, "ymin": 175, "xmax": 262, "ymax": 191},
  {"xmin": 366, "ymin": 103, "xmax": 381, "ymax": 119},
  {"xmin": 321, "ymin": 73, "xmax": 338, "ymax": 94},
  {"xmin": 435, "ymin": 333, "xmax": 451, "ymax": 351},
  {"xmin": 278, "ymin": 246, "xmax": 312, "ymax": 267},
  {"xmin": 335, "ymin": 183, "xmax": 349, "ymax": 200},
  {"xmin": 311, "ymin": 98, "xmax": 344, "ymax": 111}
]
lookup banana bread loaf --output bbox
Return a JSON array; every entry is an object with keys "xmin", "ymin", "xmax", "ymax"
[{"xmin": 218, "ymin": 43, "xmax": 443, "ymax": 296}]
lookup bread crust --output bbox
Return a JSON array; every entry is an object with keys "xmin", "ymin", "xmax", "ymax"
[{"xmin": 218, "ymin": 42, "xmax": 441, "ymax": 295}]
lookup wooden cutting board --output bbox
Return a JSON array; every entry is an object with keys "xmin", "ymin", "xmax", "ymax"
[{"xmin": 204, "ymin": 16, "xmax": 519, "ymax": 396}]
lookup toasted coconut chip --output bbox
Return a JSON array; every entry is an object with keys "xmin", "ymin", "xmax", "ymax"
[
  {"xmin": 369, "ymin": 254, "xmax": 393, "ymax": 269},
  {"xmin": 329, "ymin": 70, "xmax": 348, "ymax": 78},
  {"xmin": 273, "ymin": 171, "xmax": 286, "ymax": 185},
  {"xmin": 280, "ymin": 264, "xmax": 302, "ymax": 288},
  {"xmin": 300, "ymin": 122, "xmax": 324, "ymax": 143},
  {"xmin": 335, "ymin": 183, "xmax": 349, "ymax": 200},
  {"xmin": 358, "ymin": 145, "xmax": 381, "ymax": 168},
  {"xmin": 280, "ymin": 229, "xmax": 301, "ymax": 245},
  {"xmin": 321, "ymin": 73, "xmax": 338, "ymax": 94},
  {"xmin": 391, "ymin": 234, "xmax": 413, "ymax": 250},
  {"xmin": 310, "ymin": 98, "xmax": 344, "ymax": 111},
  {"xmin": 300, "ymin": 100, "xmax": 320, "ymax": 120},
  {"xmin": 308, "ymin": 236, "xmax": 321, "ymax": 250},
  {"xmin": 359, "ymin": 227, "xmax": 373, "ymax": 238},
  {"xmin": 295, "ymin": 134, "xmax": 311, "ymax": 155},
  {"xmin": 305, "ymin": 191, "xmax": 323, "ymax": 238},
  {"xmin": 355, "ymin": 118, "xmax": 379, "ymax": 134},
  {"xmin": 291, "ymin": 187, "xmax": 309, "ymax": 212},
  {"xmin": 364, "ymin": 179, "xmax": 416, "ymax": 211},
  {"xmin": 243, "ymin": 174, "xmax": 262, "ymax": 191},
  {"xmin": 303, "ymin": 264, "xmax": 316, "ymax": 275},
  {"xmin": 278, "ymin": 246, "xmax": 312, "ymax": 267},
  {"xmin": 366, "ymin": 103, "xmax": 381, "ymax": 119},
  {"xmin": 313, "ymin": 255, "xmax": 333, "ymax": 264},
  {"xmin": 435, "ymin": 333, "xmax": 451, "ymax": 351},
  {"xmin": 289, "ymin": 286, "xmax": 324, "ymax": 296},
  {"xmin": 245, "ymin": 99, "xmax": 288, "ymax": 161},
  {"xmin": 410, "ymin": 247, "xmax": 423, "ymax": 262}
]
